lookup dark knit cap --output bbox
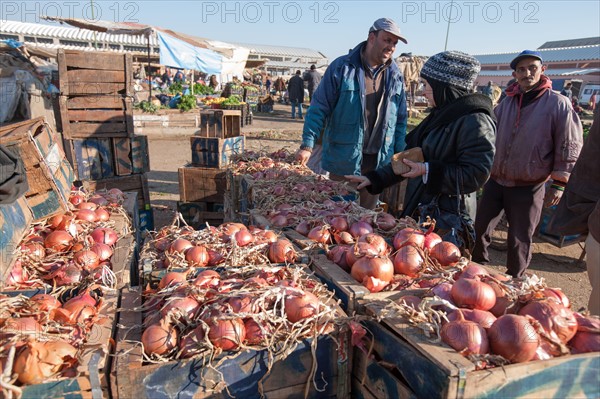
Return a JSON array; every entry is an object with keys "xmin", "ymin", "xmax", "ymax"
[{"xmin": 421, "ymin": 51, "xmax": 481, "ymax": 90}]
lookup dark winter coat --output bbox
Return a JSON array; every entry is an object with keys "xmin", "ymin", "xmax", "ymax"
[
  {"xmin": 287, "ymin": 75, "xmax": 305, "ymax": 103},
  {"xmin": 365, "ymin": 93, "xmax": 496, "ymax": 218}
]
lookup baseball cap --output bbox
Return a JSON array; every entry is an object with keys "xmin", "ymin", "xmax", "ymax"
[
  {"xmin": 510, "ymin": 50, "xmax": 543, "ymax": 70},
  {"xmin": 369, "ymin": 18, "xmax": 408, "ymax": 44}
]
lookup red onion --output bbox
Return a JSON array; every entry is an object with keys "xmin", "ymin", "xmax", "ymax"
[
  {"xmin": 295, "ymin": 220, "xmax": 311, "ymax": 236},
  {"xmin": 441, "ymin": 310, "xmax": 489, "ymax": 355},
  {"xmin": 393, "ymin": 228, "xmax": 425, "ymax": 250},
  {"xmin": 308, "ymin": 225, "xmax": 331, "ymax": 244},
  {"xmin": 447, "ymin": 308, "xmax": 497, "ymax": 329},
  {"xmin": 569, "ymin": 314, "xmax": 600, "ymax": 354},
  {"xmin": 351, "ymin": 256, "xmax": 394, "ymax": 286},
  {"xmin": 207, "ymin": 318, "xmax": 246, "ymax": 350},
  {"xmin": 393, "ymin": 245, "xmax": 425, "ymax": 277},
  {"xmin": 358, "ymin": 233, "xmax": 389, "ymax": 255},
  {"xmin": 161, "ymin": 296, "xmax": 200, "ymax": 319},
  {"xmin": 543, "ymin": 287, "xmax": 570, "ymax": 309},
  {"xmin": 142, "ymin": 321, "xmax": 178, "ymax": 356},
  {"xmin": 284, "ymin": 289, "xmax": 321, "ymax": 323},
  {"xmin": 91, "ymin": 242, "xmax": 113, "ymax": 261},
  {"xmin": 168, "ymin": 238, "xmax": 193, "ymax": 254},
  {"xmin": 349, "ymin": 221, "xmax": 374, "ymax": 238},
  {"xmin": 330, "ymin": 216, "xmax": 349, "ymax": 232},
  {"xmin": 423, "ymin": 231, "xmax": 443, "ymax": 251},
  {"xmin": 451, "ymin": 278, "xmax": 496, "ymax": 311},
  {"xmin": 90, "ymin": 227, "xmax": 118, "ymax": 246},
  {"xmin": 430, "ymin": 241, "xmax": 461, "ymax": 266},
  {"xmin": 268, "ymin": 239, "xmax": 297, "ymax": 263},
  {"xmin": 518, "ymin": 299, "xmax": 578, "ymax": 344},
  {"xmin": 488, "ymin": 314, "xmax": 539, "ymax": 363},
  {"xmin": 44, "ymin": 230, "xmax": 74, "ymax": 252},
  {"xmin": 75, "ymin": 209, "xmax": 98, "ymax": 223},
  {"xmin": 374, "ymin": 212, "xmax": 396, "ymax": 231}
]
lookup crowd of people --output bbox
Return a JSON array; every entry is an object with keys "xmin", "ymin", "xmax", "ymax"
[{"xmin": 293, "ymin": 17, "xmax": 596, "ymax": 314}]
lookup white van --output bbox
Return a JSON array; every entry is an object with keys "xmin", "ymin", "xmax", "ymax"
[{"xmin": 578, "ymin": 83, "xmax": 600, "ymax": 106}]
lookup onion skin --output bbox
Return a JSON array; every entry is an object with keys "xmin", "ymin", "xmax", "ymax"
[
  {"xmin": 393, "ymin": 228, "xmax": 425, "ymax": 250},
  {"xmin": 447, "ymin": 308, "xmax": 497, "ymax": 329},
  {"xmin": 393, "ymin": 245, "xmax": 425, "ymax": 277},
  {"xmin": 90, "ymin": 227, "xmax": 118, "ymax": 246},
  {"xmin": 268, "ymin": 239, "xmax": 297, "ymax": 263},
  {"xmin": 569, "ymin": 314, "xmax": 600, "ymax": 354},
  {"xmin": 423, "ymin": 231, "xmax": 443, "ymax": 251},
  {"xmin": 179, "ymin": 325, "xmax": 206, "ymax": 358},
  {"xmin": 284, "ymin": 290, "xmax": 321, "ymax": 323},
  {"xmin": 244, "ymin": 319, "xmax": 269, "ymax": 345},
  {"xmin": 44, "ymin": 230, "xmax": 74, "ymax": 252},
  {"xmin": 349, "ymin": 221, "xmax": 374, "ymax": 239},
  {"xmin": 13, "ymin": 340, "xmax": 77, "ymax": 385},
  {"xmin": 142, "ymin": 321, "xmax": 178, "ymax": 356},
  {"xmin": 518, "ymin": 299, "xmax": 578, "ymax": 344},
  {"xmin": 451, "ymin": 278, "xmax": 497, "ymax": 311},
  {"xmin": 350, "ymin": 256, "xmax": 394, "ymax": 287},
  {"xmin": 441, "ymin": 310, "xmax": 489, "ymax": 355},
  {"xmin": 307, "ymin": 225, "xmax": 331, "ymax": 244},
  {"xmin": 488, "ymin": 314, "xmax": 539, "ymax": 363},
  {"xmin": 185, "ymin": 246, "xmax": 209, "ymax": 267},
  {"xmin": 430, "ymin": 241, "xmax": 461, "ymax": 266},
  {"xmin": 207, "ymin": 318, "xmax": 246, "ymax": 350}
]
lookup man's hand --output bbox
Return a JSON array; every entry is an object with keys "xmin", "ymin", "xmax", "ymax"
[
  {"xmin": 344, "ymin": 175, "xmax": 372, "ymax": 190},
  {"xmin": 400, "ymin": 159, "xmax": 426, "ymax": 178},
  {"xmin": 544, "ymin": 187, "xmax": 563, "ymax": 207},
  {"xmin": 295, "ymin": 149, "xmax": 311, "ymax": 165}
]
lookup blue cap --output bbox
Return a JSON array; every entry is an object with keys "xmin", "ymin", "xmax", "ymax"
[
  {"xmin": 369, "ymin": 18, "xmax": 408, "ymax": 44},
  {"xmin": 510, "ymin": 50, "xmax": 543, "ymax": 70}
]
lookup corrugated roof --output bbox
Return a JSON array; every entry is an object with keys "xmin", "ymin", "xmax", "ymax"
[
  {"xmin": 230, "ymin": 41, "xmax": 326, "ymax": 59},
  {"xmin": 539, "ymin": 37, "xmax": 600, "ymax": 49},
  {"xmin": 475, "ymin": 45, "xmax": 600, "ymax": 65},
  {"xmin": 478, "ymin": 68, "xmax": 600, "ymax": 77},
  {"xmin": 1, "ymin": 20, "xmax": 158, "ymax": 46}
]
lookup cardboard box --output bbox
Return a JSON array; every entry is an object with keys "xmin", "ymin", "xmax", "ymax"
[
  {"xmin": 190, "ymin": 135, "xmax": 244, "ymax": 168},
  {"xmin": 0, "ymin": 195, "xmax": 33, "ymax": 283},
  {"xmin": 0, "ymin": 117, "xmax": 74, "ymax": 221}
]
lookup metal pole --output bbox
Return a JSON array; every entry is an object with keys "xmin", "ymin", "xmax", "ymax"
[
  {"xmin": 444, "ymin": 0, "xmax": 454, "ymax": 51},
  {"xmin": 147, "ymin": 35, "xmax": 152, "ymax": 101},
  {"xmin": 90, "ymin": 0, "xmax": 98, "ymax": 49}
]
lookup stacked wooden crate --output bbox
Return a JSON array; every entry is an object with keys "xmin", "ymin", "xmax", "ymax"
[
  {"xmin": 178, "ymin": 114, "xmax": 245, "ymax": 228},
  {"xmin": 56, "ymin": 49, "xmax": 153, "ymax": 231}
]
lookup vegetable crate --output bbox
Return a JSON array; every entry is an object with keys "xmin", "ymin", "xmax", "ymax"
[
  {"xmin": 0, "ymin": 117, "xmax": 75, "ymax": 221},
  {"xmin": 63, "ymin": 135, "xmax": 150, "ymax": 180},
  {"xmin": 178, "ymin": 164, "xmax": 227, "ymax": 203},
  {"xmin": 177, "ymin": 201, "xmax": 225, "ymax": 229},
  {"xmin": 198, "ymin": 110, "xmax": 241, "ymax": 138},
  {"xmin": 190, "ymin": 135, "xmax": 244, "ymax": 169},
  {"xmin": 0, "ymin": 289, "xmax": 120, "ymax": 399},
  {"xmin": 223, "ymin": 171, "xmax": 252, "ymax": 225},
  {"xmin": 57, "ymin": 49, "xmax": 135, "ymax": 140},
  {"xmin": 111, "ymin": 288, "xmax": 351, "ymax": 399},
  {"xmin": 357, "ymin": 297, "xmax": 600, "ymax": 399},
  {"xmin": 0, "ymin": 195, "xmax": 32, "ymax": 282}
]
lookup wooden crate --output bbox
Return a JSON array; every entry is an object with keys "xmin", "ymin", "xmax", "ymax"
[
  {"xmin": 0, "ymin": 117, "xmax": 74, "ymax": 221},
  {"xmin": 178, "ymin": 165, "xmax": 227, "ymax": 203},
  {"xmin": 111, "ymin": 288, "xmax": 350, "ymax": 399},
  {"xmin": 357, "ymin": 310, "xmax": 600, "ymax": 399},
  {"xmin": 81, "ymin": 172, "xmax": 150, "ymax": 207},
  {"xmin": 0, "ymin": 195, "xmax": 33, "ymax": 284},
  {"xmin": 177, "ymin": 201, "xmax": 224, "ymax": 229},
  {"xmin": 113, "ymin": 135, "xmax": 150, "ymax": 176},
  {"xmin": 198, "ymin": 109, "xmax": 241, "ymax": 138},
  {"xmin": 190, "ymin": 135, "xmax": 244, "ymax": 168},
  {"xmin": 57, "ymin": 49, "xmax": 134, "ymax": 139},
  {"xmin": 223, "ymin": 170, "xmax": 251, "ymax": 224}
]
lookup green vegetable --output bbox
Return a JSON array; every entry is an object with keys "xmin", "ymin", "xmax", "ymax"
[
  {"xmin": 177, "ymin": 94, "xmax": 197, "ymax": 111},
  {"xmin": 134, "ymin": 100, "xmax": 160, "ymax": 113}
]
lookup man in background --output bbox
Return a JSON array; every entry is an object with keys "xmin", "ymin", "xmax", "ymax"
[{"xmin": 303, "ymin": 64, "xmax": 322, "ymax": 103}]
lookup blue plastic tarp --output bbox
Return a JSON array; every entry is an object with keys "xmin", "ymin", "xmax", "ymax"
[{"xmin": 156, "ymin": 31, "xmax": 222, "ymax": 74}]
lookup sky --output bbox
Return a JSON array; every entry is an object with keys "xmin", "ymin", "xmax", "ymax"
[{"xmin": 2, "ymin": 0, "xmax": 600, "ymax": 60}]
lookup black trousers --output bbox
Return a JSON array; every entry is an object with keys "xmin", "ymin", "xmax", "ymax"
[{"xmin": 472, "ymin": 179, "xmax": 545, "ymax": 277}]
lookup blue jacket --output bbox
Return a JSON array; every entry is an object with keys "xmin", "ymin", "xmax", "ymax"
[{"xmin": 302, "ymin": 42, "xmax": 407, "ymax": 176}]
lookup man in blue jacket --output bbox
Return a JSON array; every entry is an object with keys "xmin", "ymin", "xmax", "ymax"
[{"xmin": 295, "ymin": 18, "xmax": 409, "ymax": 209}]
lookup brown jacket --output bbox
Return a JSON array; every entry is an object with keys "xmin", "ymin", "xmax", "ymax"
[{"xmin": 492, "ymin": 89, "xmax": 583, "ymax": 186}]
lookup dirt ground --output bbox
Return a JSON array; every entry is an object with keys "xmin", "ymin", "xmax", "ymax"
[{"xmin": 145, "ymin": 102, "xmax": 593, "ymax": 312}]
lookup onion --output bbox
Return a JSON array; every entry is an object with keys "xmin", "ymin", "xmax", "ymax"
[
  {"xmin": 207, "ymin": 249, "xmax": 225, "ymax": 266},
  {"xmin": 351, "ymin": 256, "xmax": 394, "ymax": 285},
  {"xmin": 358, "ymin": 233, "xmax": 389, "ymax": 255},
  {"xmin": 268, "ymin": 239, "xmax": 297, "ymax": 263},
  {"xmin": 308, "ymin": 225, "xmax": 331, "ymax": 244},
  {"xmin": 158, "ymin": 270, "xmax": 190, "ymax": 289},
  {"xmin": 374, "ymin": 212, "xmax": 396, "ymax": 231},
  {"xmin": 459, "ymin": 262, "xmax": 491, "ymax": 280},
  {"xmin": 430, "ymin": 241, "xmax": 461, "ymax": 266},
  {"xmin": 62, "ymin": 299, "xmax": 97, "ymax": 324},
  {"xmin": 397, "ymin": 295, "xmax": 422, "ymax": 309},
  {"xmin": 330, "ymin": 216, "xmax": 349, "ymax": 232},
  {"xmin": 488, "ymin": 314, "xmax": 539, "ymax": 363},
  {"xmin": 393, "ymin": 245, "xmax": 425, "ymax": 277},
  {"xmin": 333, "ymin": 231, "xmax": 354, "ymax": 245},
  {"xmin": 91, "ymin": 242, "xmax": 113, "ymax": 261},
  {"xmin": 346, "ymin": 240, "xmax": 384, "ymax": 267},
  {"xmin": 21, "ymin": 242, "xmax": 46, "ymax": 262},
  {"xmin": 207, "ymin": 318, "xmax": 246, "ymax": 350},
  {"xmin": 393, "ymin": 228, "xmax": 425, "ymax": 250},
  {"xmin": 227, "ymin": 295, "xmax": 255, "ymax": 313},
  {"xmin": 451, "ymin": 278, "xmax": 497, "ymax": 311},
  {"xmin": 431, "ymin": 282, "xmax": 455, "ymax": 303},
  {"xmin": 89, "ymin": 195, "xmax": 109, "ymax": 206},
  {"xmin": 447, "ymin": 308, "xmax": 497, "ymax": 329},
  {"xmin": 142, "ymin": 321, "xmax": 178, "ymax": 356},
  {"xmin": 54, "ymin": 263, "xmax": 82, "ymax": 285},
  {"xmin": 284, "ymin": 289, "xmax": 321, "ymax": 323},
  {"xmin": 2, "ymin": 317, "xmax": 42, "ymax": 338},
  {"xmin": 192, "ymin": 270, "xmax": 221, "ymax": 288},
  {"xmin": 94, "ymin": 207, "xmax": 110, "ymax": 222},
  {"xmin": 75, "ymin": 209, "xmax": 98, "ymax": 223},
  {"xmin": 69, "ymin": 192, "xmax": 85, "ymax": 205},
  {"xmin": 327, "ymin": 245, "xmax": 352, "ymax": 272},
  {"xmin": 90, "ymin": 227, "xmax": 118, "ymax": 246},
  {"xmin": 518, "ymin": 299, "xmax": 578, "ymax": 344},
  {"xmin": 233, "ymin": 229, "xmax": 253, "ymax": 246},
  {"xmin": 13, "ymin": 340, "xmax": 77, "ymax": 385},
  {"xmin": 423, "ymin": 231, "xmax": 443, "ymax": 251},
  {"xmin": 543, "ymin": 287, "xmax": 570, "ymax": 309},
  {"xmin": 179, "ymin": 325, "xmax": 206, "ymax": 358},
  {"xmin": 73, "ymin": 250, "xmax": 100, "ymax": 271},
  {"xmin": 161, "ymin": 296, "xmax": 200, "ymax": 319},
  {"xmin": 185, "ymin": 245, "xmax": 209, "ymax": 267},
  {"xmin": 168, "ymin": 238, "xmax": 193, "ymax": 254},
  {"xmin": 30, "ymin": 294, "xmax": 61, "ymax": 312},
  {"xmin": 349, "ymin": 221, "xmax": 374, "ymax": 238},
  {"xmin": 5, "ymin": 260, "xmax": 27, "ymax": 286},
  {"xmin": 44, "ymin": 230, "xmax": 74, "ymax": 252},
  {"xmin": 295, "ymin": 220, "xmax": 311, "ymax": 236},
  {"xmin": 77, "ymin": 201, "xmax": 98, "ymax": 211},
  {"xmin": 441, "ymin": 309, "xmax": 489, "ymax": 355},
  {"xmin": 244, "ymin": 319, "xmax": 270, "ymax": 345},
  {"xmin": 569, "ymin": 314, "xmax": 600, "ymax": 354}
]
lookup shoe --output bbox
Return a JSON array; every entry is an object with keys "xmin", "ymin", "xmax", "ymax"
[
  {"xmin": 291, "ymin": 116, "xmax": 295, "ymax": 119},
  {"xmin": 299, "ymin": 116, "xmax": 304, "ymax": 120}
]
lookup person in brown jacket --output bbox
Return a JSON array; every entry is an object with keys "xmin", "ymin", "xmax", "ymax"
[
  {"xmin": 472, "ymin": 50, "xmax": 583, "ymax": 278},
  {"xmin": 548, "ymin": 106, "xmax": 600, "ymax": 315}
]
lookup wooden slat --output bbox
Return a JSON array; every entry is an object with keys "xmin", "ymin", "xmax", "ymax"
[
  {"xmin": 58, "ymin": 96, "xmax": 72, "ymax": 137},
  {"xmin": 66, "ymin": 83, "xmax": 127, "ymax": 96},
  {"xmin": 68, "ymin": 122, "xmax": 127, "ymax": 134},
  {"xmin": 68, "ymin": 110, "xmax": 125, "ymax": 122},
  {"xmin": 63, "ymin": 51, "xmax": 125, "ymax": 70},
  {"xmin": 57, "ymin": 50, "xmax": 70, "ymax": 96},
  {"xmin": 67, "ymin": 69, "xmax": 125, "ymax": 84},
  {"xmin": 67, "ymin": 96, "xmax": 125, "ymax": 110},
  {"xmin": 124, "ymin": 97, "xmax": 134, "ymax": 134},
  {"xmin": 125, "ymin": 53, "xmax": 133, "ymax": 96}
]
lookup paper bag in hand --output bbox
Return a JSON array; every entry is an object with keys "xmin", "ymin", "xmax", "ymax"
[{"xmin": 391, "ymin": 147, "xmax": 424, "ymax": 175}]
